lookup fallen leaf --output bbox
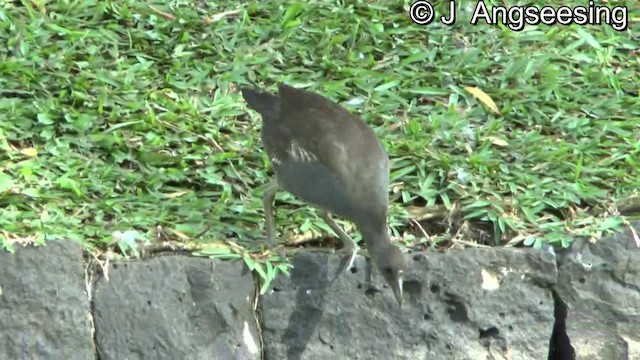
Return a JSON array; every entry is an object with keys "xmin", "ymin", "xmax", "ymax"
[
  {"xmin": 147, "ymin": 5, "xmax": 177, "ymax": 20},
  {"xmin": 162, "ymin": 190, "xmax": 190, "ymax": 199},
  {"xmin": 464, "ymin": 86, "xmax": 500, "ymax": 114},
  {"xmin": 483, "ymin": 136, "xmax": 509, "ymax": 147},
  {"xmin": 206, "ymin": 9, "xmax": 242, "ymax": 25},
  {"xmin": 169, "ymin": 228, "xmax": 190, "ymax": 241},
  {"xmin": 20, "ymin": 147, "xmax": 38, "ymax": 157}
]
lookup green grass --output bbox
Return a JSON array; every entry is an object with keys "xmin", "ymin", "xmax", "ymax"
[{"xmin": 1, "ymin": 0, "xmax": 639, "ymax": 269}]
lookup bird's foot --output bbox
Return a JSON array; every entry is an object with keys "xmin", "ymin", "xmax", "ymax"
[
  {"xmin": 337, "ymin": 245, "xmax": 358, "ymax": 271},
  {"xmin": 262, "ymin": 233, "xmax": 287, "ymax": 262},
  {"xmin": 269, "ymin": 245, "xmax": 287, "ymax": 262},
  {"xmin": 331, "ymin": 245, "xmax": 359, "ymax": 282},
  {"xmin": 365, "ymin": 283, "xmax": 383, "ymax": 297}
]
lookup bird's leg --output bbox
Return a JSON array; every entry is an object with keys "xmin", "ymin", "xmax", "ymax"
[
  {"xmin": 320, "ymin": 211, "xmax": 359, "ymax": 277},
  {"xmin": 262, "ymin": 180, "xmax": 279, "ymax": 247},
  {"xmin": 365, "ymin": 255, "xmax": 373, "ymax": 288},
  {"xmin": 263, "ymin": 180, "xmax": 286, "ymax": 260},
  {"xmin": 363, "ymin": 255, "xmax": 382, "ymax": 296}
]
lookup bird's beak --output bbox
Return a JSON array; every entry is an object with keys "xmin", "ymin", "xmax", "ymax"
[{"xmin": 392, "ymin": 271, "xmax": 404, "ymax": 308}]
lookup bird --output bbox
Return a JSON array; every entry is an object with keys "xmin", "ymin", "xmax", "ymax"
[{"xmin": 240, "ymin": 83, "xmax": 407, "ymax": 305}]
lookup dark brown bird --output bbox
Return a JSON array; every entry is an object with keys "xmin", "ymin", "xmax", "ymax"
[{"xmin": 240, "ymin": 83, "xmax": 406, "ymax": 305}]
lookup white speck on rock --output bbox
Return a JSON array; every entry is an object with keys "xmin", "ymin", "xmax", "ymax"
[
  {"xmin": 243, "ymin": 321, "xmax": 259, "ymax": 355},
  {"xmin": 481, "ymin": 268, "xmax": 501, "ymax": 291}
]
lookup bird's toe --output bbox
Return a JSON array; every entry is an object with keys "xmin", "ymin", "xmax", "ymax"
[{"xmin": 336, "ymin": 245, "xmax": 358, "ymax": 269}]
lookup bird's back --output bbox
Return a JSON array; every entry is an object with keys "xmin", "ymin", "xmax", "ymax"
[
  {"xmin": 241, "ymin": 84, "xmax": 389, "ymax": 224},
  {"xmin": 278, "ymin": 84, "xmax": 386, "ymax": 168}
]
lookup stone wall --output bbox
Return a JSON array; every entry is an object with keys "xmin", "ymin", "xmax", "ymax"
[{"xmin": 0, "ymin": 222, "xmax": 638, "ymax": 359}]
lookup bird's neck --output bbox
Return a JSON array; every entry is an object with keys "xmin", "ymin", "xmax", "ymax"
[{"xmin": 358, "ymin": 220, "xmax": 392, "ymax": 250}]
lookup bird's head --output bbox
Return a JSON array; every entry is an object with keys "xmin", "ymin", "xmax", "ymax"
[{"xmin": 369, "ymin": 242, "xmax": 407, "ymax": 307}]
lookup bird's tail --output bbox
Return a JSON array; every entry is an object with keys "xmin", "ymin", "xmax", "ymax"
[{"xmin": 240, "ymin": 87, "xmax": 280, "ymax": 121}]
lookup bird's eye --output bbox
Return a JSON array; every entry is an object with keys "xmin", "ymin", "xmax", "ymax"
[{"xmin": 384, "ymin": 267, "xmax": 392, "ymax": 274}]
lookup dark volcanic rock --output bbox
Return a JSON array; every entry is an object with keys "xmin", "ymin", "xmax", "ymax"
[
  {"xmin": 0, "ymin": 240, "xmax": 94, "ymax": 359},
  {"xmin": 93, "ymin": 256, "xmax": 259, "ymax": 360},
  {"xmin": 555, "ymin": 221, "xmax": 640, "ymax": 359},
  {"xmin": 2, "ymin": 222, "xmax": 638, "ymax": 359},
  {"xmin": 260, "ymin": 248, "xmax": 556, "ymax": 359}
]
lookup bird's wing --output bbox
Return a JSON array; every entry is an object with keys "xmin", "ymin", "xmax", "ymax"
[
  {"xmin": 277, "ymin": 84, "xmax": 390, "ymax": 219},
  {"xmin": 277, "ymin": 84, "xmax": 385, "ymax": 180}
]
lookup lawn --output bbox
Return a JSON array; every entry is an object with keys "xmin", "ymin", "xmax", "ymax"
[{"xmin": 1, "ymin": 1, "xmax": 639, "ymax": 280}]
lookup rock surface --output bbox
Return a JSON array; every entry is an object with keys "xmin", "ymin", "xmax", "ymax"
[
  {"xmin": 554, "ymin": 223, "xmax": 640, "ymax": 359},
  {"xmin": 0, "ymin": 240, "xmax": 94, "ymax": 359},
  {"xmin": 260, "ymin": 247, "xmax": 557, "ymax": 359},
  {"xmin": 0, "ymin": 221, "xmax": 638, "ymax": 359},
  {"xmin": 93, "ymin": 256, "xmax": 260, "ymax": 360}
]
